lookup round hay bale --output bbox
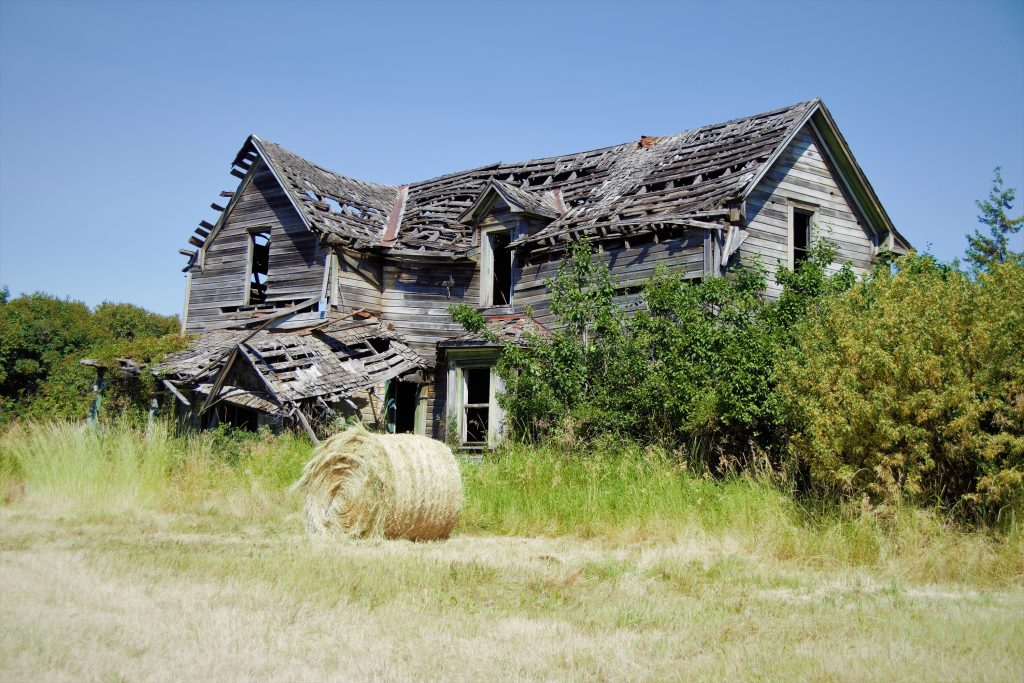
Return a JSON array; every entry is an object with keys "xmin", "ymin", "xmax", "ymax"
[{"xmin": 292, "ymin": 425, "xmax": 463, "ymax": 540}]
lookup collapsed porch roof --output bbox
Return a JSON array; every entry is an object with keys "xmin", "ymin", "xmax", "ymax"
[{"xmin": 156, "ymin": 315, "xmax": 429, "ymax": 414}]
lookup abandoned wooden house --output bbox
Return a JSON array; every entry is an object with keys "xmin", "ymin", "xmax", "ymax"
[{"xmin": 156, "ymin": 98, "xmax": 910, "ymax": 446}]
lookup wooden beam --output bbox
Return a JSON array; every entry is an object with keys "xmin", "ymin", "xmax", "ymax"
[
  {"xmin": 161, "ymin": 379, "xmax": 191, "ymax": 407},
  {"xmin": 339, "ymin": 251, "xmax": 382, "ymax": 290},
  {"xmin": 199, "ymin": 347, "xmax": 238, "ymax": 414},
  {"xmin": 230, "ymin": 168, "xmax": 246, "ymax": 179},
  {"xmin": 210, "ymin": 202, "xmax": 226, "ymax": 212},
  {"xmin": 236, "ymin": 344, "xmax": 281, "ymax": 402}
]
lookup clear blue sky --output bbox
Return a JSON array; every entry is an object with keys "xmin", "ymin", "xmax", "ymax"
[{"xmin": 1, "ymin": 0, "xmax": 1021, "ymax": 316}]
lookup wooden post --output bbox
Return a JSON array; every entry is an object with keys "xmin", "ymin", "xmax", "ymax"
[
  {"xmin": 88, "ymin": 367, "xmax": 106, "ymax": 426},
  {"xmin": 291, "ymin": 403, "xmax": 320, "ymax": 445},
  {"xmin": 199, "ymin": 348, "xmax": 239, "ymax": 414}
]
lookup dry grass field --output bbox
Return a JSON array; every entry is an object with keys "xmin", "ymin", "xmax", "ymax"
[{"xmin": 2, "ymin": 421, "xmax": 1023, "ymax": 681}]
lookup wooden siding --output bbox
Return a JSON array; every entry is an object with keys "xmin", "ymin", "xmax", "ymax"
[
  {"xmin": 517, "ymin": 231, "xmax": 706, "ymax": 325},
  {"xmin": 380, "ymin": 257, "xmax": 479, "ymax": 359},
  {"xmin": 333, "ymin": 252, "xmax": 383, "ymax": 315},
  {"xmin": 185, "ymin": 161, "xmax": 327, "ymax": 332},
  {"xmin": 741, "ymin": 125, "xmax": 879, "ymax": 297}
]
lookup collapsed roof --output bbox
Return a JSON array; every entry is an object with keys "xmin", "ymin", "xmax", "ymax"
[
  {"xmin": 192, "ymin": 98, "xmax": 905, "ymax": 262},
  {"xmin": 155, "ymin": 316, "xmax": 427, "ymax": 415}
]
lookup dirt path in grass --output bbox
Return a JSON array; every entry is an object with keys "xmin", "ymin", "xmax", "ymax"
[{"xmin": 2, "ymin": 509, "xmax": 1022, "ymax": 682}]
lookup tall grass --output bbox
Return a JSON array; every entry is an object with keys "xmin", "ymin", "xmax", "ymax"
[
  {"xmin": 0, "ymin": 419, "xmax": 311, "ymax": 518},
  {"xmin": 0, "ymin": 420, "xmax": 176, "ymax": 511},
  {"xmin": 460, "ymin": 441, "xmax": 1024, "ymax": 586},
  {"xmin": 460, "ymin": 440, "xmax": 791, "ymax": 539},
  {"xmin": 2, "ymin": 420, "xmax": 1022, "ymax": 586}
]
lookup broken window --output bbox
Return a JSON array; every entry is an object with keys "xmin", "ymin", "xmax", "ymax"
[
  {"xmin": 247, "ymin": 230, "xmax": 271, "ymax": 304},
  {"xmin": 385, "ymin": 380, "xmax": 418, "ymax": 434},
  {"xmin": 484, "ymin": 231, "xmax": 513, "ymax": 306},
  {"xmin": 792, "ymin": 209, "xmax": 812, "ymax": 265},
  {"xmin": 462, "ymin": 367, "xmax": 490, "ymax": 445}
]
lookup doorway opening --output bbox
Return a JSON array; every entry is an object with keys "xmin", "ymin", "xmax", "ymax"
[{"xmin": 385, "ymin": 380, "xmax": 418, "ymax": 434}]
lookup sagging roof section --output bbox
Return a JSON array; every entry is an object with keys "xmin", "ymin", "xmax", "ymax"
[
  {"xmin": 250, "ymin": 136, "xmax": 398, "ymax": 251},
  {"xmin": 156, "ymin": 316, "xmax": 428, "ymax": 414},
  {"xmin": 188, "ymin": 98, "xmax": 905, "ymax": 261}
]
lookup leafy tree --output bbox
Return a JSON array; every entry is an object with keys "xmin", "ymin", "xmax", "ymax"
[
  {"xmin": 0, "ymin": 293, "xmax": 96, "ymax": 408},
  {"xmin": 965, "ymin": 167, "xmax": 1023, "ymax": 272},
  {"xmin": 0, "ymin": 292, "xmax": 183, "ymax": 421},
  {"xmin": 92, "ymin": 301, "xmax": 179, "ymax": 341}
]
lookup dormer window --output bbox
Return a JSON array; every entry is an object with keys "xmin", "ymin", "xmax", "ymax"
[
  {"xmin": 459, "ymin": 180, "xmax": 564, "ymax": 308},
  {"xmin": 245, "ymin": 229, "xmax": 271, "ymax": 304},
  {"xmin": 482, "ymin": 229, "xmax": 513, "ymax": 306}
]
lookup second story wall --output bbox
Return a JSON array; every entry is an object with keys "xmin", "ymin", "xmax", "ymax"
[
  {"xmin": 184, "ymin": 161, "xmax": 327, "ymax": 332},
  {"xmin": 740, "ymin": 124, "xmax": 880, "ymax": 298},
  {"xmin": 516, "ymin": 231, "xmax": 706, "ymax": 326},
  {"xmin": 332, "ymin": 251, "xmax": 383, "ymax": 315},
  {"xmin": 380, "ymin": 256, "xmax": 479, "ymax": 359}
]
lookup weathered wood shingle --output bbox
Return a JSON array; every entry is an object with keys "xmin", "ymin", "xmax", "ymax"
[
  {"xmin": 156, "ymin": 316, "xmax": 428, "ymax": 409},
  {"xmin": 209, "ymin": 100, "xmax": 820, "ymax": 258}
]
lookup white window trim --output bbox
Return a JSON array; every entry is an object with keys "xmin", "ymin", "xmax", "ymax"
[
  {"xmin": 461, "ymin": 367, "xmax": 490, "ymax": 445},
  {"xmin": 446, "ymin": 352, "xmax": 506, "ymax": 448}
]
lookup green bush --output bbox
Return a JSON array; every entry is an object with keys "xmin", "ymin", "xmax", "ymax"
[{"xmin": 778, "ymin": 255, "xmax": 1024, "ymax": 517}]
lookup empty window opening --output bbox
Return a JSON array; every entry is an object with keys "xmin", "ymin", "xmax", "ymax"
[
  {"xmin": 463, "ymin": 368, "xmax": 490, "ymax": 445},
  {"xmin": 247, "ymin": 230, "xmax": 271, "ymax": 304},
  {"xmin": 793, "ymin": 209, "xmax": 812, "ymax": 265},
  {"xmin": 385, "ymin": 380, "xmax": 418, "ymax": 434},
  {"xmin": 489, "ymin": 232, "xmax": 512, "ymax": 306}
]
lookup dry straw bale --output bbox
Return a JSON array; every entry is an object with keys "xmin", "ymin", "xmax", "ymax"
[{"xmin": 293, "ymin": 425, "xmax": 463, "ymax": 540}]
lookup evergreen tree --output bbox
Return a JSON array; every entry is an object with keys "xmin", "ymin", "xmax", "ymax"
[{"xmin": 965, "ymin": 167, "xmax": 1023, "ymax": 271}]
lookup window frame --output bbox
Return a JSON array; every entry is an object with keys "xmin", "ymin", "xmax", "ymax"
[
  {"xmin": 479, "ymin": 226, "xmax": 514, "ymax": 308},
  {"xmin": 788, "ymin": 204, "xmax": 816, "ymax": 269},
  {"xmin": 446, "ymin": 350, "xmax": 505, "ymax": 449},
  {"xmin": 460, "ymin": 366, "xmax": 491, "ymax": 446},
  {"xmin": 243, "ymin": 227, "xmax": 272, "ymax": 305}
]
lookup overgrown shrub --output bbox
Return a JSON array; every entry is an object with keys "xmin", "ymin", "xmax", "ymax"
[
  {"xmin": 778, "ymin": 255, "xmax": 1024, "ymax": 517},
  {"xmin": 474, "ymin": 240, "xmax": 852, "ymax": 471}
]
